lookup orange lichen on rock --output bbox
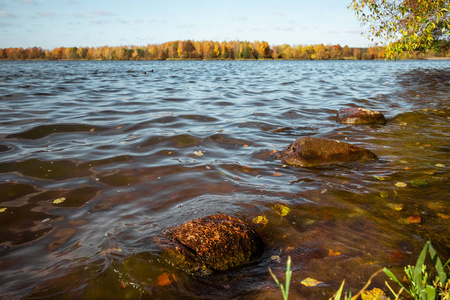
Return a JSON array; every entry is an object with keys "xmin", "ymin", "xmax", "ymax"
[{"xmin": 164, "ymin": 213, "xmax": 264, "ymax": 272}]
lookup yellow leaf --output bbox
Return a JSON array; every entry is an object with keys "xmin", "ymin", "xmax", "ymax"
[
  {"xmin": 252, "ymin": 215, "xmax": 268, "ymax": 225},
  {"xmin": 272, "ymin": 173, "xmax": 282, "ymax": 177},
  {"xmin": 271, "ymin": 255, "xmax": 281, "ymax": 263},
  {"xmin": 435, "ymin": 163, "xmax": 446, "ymax": 168},
  {"xmin": 272, "ymin": 204, "xmax": 290, "ymax": 216},
  {"xmin": 328, "ymin": 250, "xmax": 342, "ymax": 256},
  {"xmin": 53, "ymin": 197, "xmax": 66, "ymax": 204},
  {"xmin": 362, "ymin": 287, "xmax": 386, "ymax": 300},
  {"xmin": 0, "ymin": 207, "xmax": 7, "ymax": 213},
  {"xmin": 194, "ymin": 150, "xmax": 204, "ymax": 156},
  {"xmin": 301, "ymin": 277, "xmax": 323, "ymax": 287},
  {"xmin": 393, "ymin": 203, "xmax": 404, "ymax": 211},
  {"xmin": 395, "ymin": 182, "xmax": 407, "ymax": 187},
  {"xmin": 437, "ymin": 213, "xmax": 450, "ymax": 220}
]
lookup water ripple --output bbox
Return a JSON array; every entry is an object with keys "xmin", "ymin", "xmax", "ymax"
[{"xmin": 0, "ymin": 60, "xmax": 449, "ymax": 299}]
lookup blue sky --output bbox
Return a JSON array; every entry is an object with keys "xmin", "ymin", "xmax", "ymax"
[{"xmin": 0, "ymin": 0, "xmax": 370, "ymax": 49}]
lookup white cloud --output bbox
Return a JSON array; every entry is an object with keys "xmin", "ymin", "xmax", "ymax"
[{"xmin": 0, "ymin": 9, "xmax": 13, "ymax": 18}]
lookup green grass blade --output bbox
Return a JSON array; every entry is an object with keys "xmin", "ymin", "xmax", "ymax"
[
  {"xmin": 269, "ymin": 259, "xmax": 290, "ymax": 300},
  {"xmin": 334, "ymin": 280, "xmax": 345, "ymax": 300},
  {"xmin": 280, "ymin": 285, "xmax": 287, "ymax": 300},
  {"xmin": 414, "ymin": 241, "xmax": 429, "ymax": 274},
  {"xmin": 383, "ymin": 267, "xmax": 413, "ymax": 298},
  {"xmin": 428, "ymin": 242, "xmax": 448, "ymax": 284},
  {"xmin": 269, "ymin": 267, "xmax": 281, "ymax": 286},
  {"xmin": 444, "ymin": 258, "xmax": 450, "ymax": 268},
  {"xmin": 285, "ymin": 256, "xmax": 291, "ymax": 300},
  {"xmin": 413, "ymin": 242, "xmax": 429, "ymax": 296}
]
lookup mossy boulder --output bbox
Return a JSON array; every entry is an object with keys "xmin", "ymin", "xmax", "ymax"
[
  {"xmin": 337, "ymin": 107, "xmax": 386, "ymax": 125},
  {"xmin": 281, "ymin": 136, "xmax": 377, "ymax": 167},
  {"xmin": 163, "ymin": 213, "xmax": 264, "ymax": 275}
]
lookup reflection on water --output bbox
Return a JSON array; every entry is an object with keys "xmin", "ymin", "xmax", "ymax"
[{"xmin": 0, "ymin": 60, "xmax": 449, "ymax": 299}]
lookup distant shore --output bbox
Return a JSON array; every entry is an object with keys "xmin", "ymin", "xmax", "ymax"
[{"xmin": 2, "ymin": 40, "xmax": 449, "ymax": 61}]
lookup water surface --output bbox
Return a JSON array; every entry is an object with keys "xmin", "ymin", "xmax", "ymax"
[{"xmin": 0, "ymin": 60, "xmax": 449, "ymax": 299}]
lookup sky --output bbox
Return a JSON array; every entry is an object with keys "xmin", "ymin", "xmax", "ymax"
[{"xmin": 0, "ymin": 0, "xmax": 371, "ymax": 49}]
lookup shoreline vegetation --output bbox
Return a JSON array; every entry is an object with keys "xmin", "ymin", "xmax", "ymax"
[{"xmin": 1, "ymin": 40, "xmax": 449, "ymax": 61}]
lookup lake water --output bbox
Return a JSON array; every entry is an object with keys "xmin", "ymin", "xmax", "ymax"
[{"xmin": 0, "ymin": 60, "xmax": 449, "ymax": 299}]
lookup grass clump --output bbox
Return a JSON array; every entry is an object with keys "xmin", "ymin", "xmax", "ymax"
[
  {"xmin": 269, "ymin": 256, "xmax": 292, "ymax": 300},
  {"xmin": 270, "ymin": 241, "xmax": 449, "ymax": 299},
  {"xmin": 383, "ymin": 241, "xmax": 450, "ymax": 300}
]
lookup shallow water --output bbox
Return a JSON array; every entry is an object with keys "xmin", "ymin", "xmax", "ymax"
[{"xmin": 0, "ymin": 60, "xmax": 449, "ymax": 299}]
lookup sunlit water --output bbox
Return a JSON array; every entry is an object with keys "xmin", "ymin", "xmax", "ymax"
[{"xmin": 0, "ymin": 60, "xmax": 449, "ymax": 299}]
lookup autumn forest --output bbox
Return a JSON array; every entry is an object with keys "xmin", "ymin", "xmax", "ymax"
[{"xmin": 1, "ymin": 39, "xmax": 447, "ymax": 61}]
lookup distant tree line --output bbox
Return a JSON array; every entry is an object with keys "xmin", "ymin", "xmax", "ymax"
[{"xmin": 1, "ymin": 40, "xmax": 448, "ymax": 61}]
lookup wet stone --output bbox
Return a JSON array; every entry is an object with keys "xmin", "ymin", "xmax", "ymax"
[
  {"xmin": 281, "ymin": 136, "xmax": 377, "ymax": 167},
  {"xmin": 163, "ymin": 213, "xmax": 264, "ymax": 275},
  {"xmin": 337, "ymin": 107, "xmax": 386, "ymax": 125}
]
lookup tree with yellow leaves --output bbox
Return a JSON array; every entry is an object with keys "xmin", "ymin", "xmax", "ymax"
[{"xmin": 349, "ymin": 0, "xmax": 450, "ymax": 59}]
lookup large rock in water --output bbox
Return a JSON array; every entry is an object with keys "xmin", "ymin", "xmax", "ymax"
[
  {"xmin": 281, "ymin": 136, "xmax": 377, "ymax": 167},
  {"xmin": 164, "ymin": 213, "xmax": 264, "ymax": 274},
  {"xmin": 337, "ymin": 107, "xmax": 386, "ymax": 125}
]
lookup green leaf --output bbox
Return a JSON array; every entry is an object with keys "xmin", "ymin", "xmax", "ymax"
[
  {"xmin": 428, "ymin": 242, "xmax": 448, "ymax": 284},
  {"xmin": 425, "ymin": 284, "xmax": 436, "ymax": 299},
  {"xmin": 383, "ymin": 267, "xmax": 413, "ymax": 298},
  {"xmin": 413, "ymin": 242, "xmax": 430, "ymax": 297},
  {"xmin": 444, "ymin": 258, "xmax": 450, "ymax": 268},
  {"xmin": 411, "ymin": 179, "xmax": 428, "ymax": 187},
  {"xmin": 285, "ymin": 256, "xmax": 291, "ymax": 299},
  {"xmin": 334, "ymin": 280, "xmax": 345, "ymax": 300}
]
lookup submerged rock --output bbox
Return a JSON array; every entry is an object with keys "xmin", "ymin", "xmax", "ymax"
[
  {"xmin": 281, "ymin": 136, "xmax": 377, "ymax": 167},
  {"xmin": 163, "ymin": 213, "xmax": 264, "ymax": 275},
  {"xmin": 337, "ymin": 107, "xmax": 386, "ymax": 125}
]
